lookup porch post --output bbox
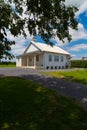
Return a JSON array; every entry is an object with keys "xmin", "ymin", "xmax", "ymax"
[
  {"xmin": 42, "ymin": 53, "xmax": 45, "ymax": 69},
  {"xmin": 21, "ymin": 56, "xmax": 23, "ymax": 66},
  {"xmin": 27, "ymin": 56, "xmax": 29, "ymax": 66},
  {"xmin": 34, "ymin": 55, "xmax": 36, "ymax": 68}
]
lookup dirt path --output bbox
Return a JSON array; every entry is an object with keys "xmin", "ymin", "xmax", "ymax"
[{"xmin": 0, "ymin": 68, "xmax": 87, "ymax": 109}]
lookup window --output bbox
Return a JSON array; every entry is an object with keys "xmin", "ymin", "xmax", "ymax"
[
  {"xmin": 61, "ymin": 56, "xmax": 63, "ymax": 62},
  {"xmin": 36, "ymin": 55, "xmax": 39, "ymax": 62},
  {"xmin": 54, "ymin": 56, "xmax": 59, "ymax": 62},
  {"xmin": 49, "ymin": 55, "xmax": 52, "ymax": 62},
  {"xmin": 59, "ymin": 66, "xmax": 61, "ymax": 69},
  {"xmin": 29, "ymin": 58, "xmax": 32, "ymax": 62}
]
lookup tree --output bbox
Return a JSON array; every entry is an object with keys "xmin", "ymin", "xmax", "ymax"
[
  {"xmin": 0, "ymin": 0, "xmax": 25, "ymax": 59},
  {"xmin": 0, "ymin": 0, "xmax": 78, "ymax": 59}
]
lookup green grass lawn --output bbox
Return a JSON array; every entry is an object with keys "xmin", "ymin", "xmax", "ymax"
[
  {"xmin": 0, "ymin": 77, "xmax": 87, "ymax": 129},
  {"xmin": 43, "ymin": 69, "xmax": 87, "ymax": 84},
  {"xmin": 0, "ymin": 64, "xmax": 16, "ymax": 68}
]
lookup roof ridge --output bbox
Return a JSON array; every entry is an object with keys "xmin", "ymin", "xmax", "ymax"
[{"xmin": 24, "ymin": 41, "xmax": 70, "ymax": 55}]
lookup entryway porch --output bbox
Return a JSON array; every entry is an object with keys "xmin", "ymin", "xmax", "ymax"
[{"xmin": 21, "ymin": 53, "xmax": 44, "ymax": 69}]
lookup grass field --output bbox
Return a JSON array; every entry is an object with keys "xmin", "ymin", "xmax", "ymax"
[
  {"xmin": 0, "ymin": 77, "xmax": 87, "ymax": 129},
  {"xmin": 43, "ymin": 69, "xmax": 87, "ymax": 84}
]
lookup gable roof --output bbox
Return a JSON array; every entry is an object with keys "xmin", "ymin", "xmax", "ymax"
[{"xmin": 24, "ymin": 41, "xmax": 70, "ymax": 55}]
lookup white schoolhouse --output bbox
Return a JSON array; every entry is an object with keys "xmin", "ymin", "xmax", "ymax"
[{"xmin": 16, "ymin": 41, "xmax": 71, "ymax": 69}]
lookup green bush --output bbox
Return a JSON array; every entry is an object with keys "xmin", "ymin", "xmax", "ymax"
[
  {"xmin": 71, "ymin": 60, "xmax": 87, "ymax": 68},
  {"xmin": 0, "ymin": 61, "xmax": 16, "ymax": 65}
]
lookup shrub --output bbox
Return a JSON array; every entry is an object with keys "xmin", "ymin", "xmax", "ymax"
[
  {"xmin": 0, "ymin": 61, "xmax": 16, "ymax": 65},
  {"xmin": 71, "ymin": 60, "xmax": 87, "ymax": 68}
]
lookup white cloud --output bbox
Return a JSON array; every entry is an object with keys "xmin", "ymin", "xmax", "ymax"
[
  {"xmin": 71, "ymin": 54, "xmax": 83, "ymax": 60},
  {"xmin": 76, "ymin": 1, "xmax": 87, "ymax": 17},
  {"xmin": 69, "ymin": 43, "xmax": 87, "ymax": 52},
  {"xmin": 71, "ymin": 54, "xmax": 79, "ymax": 60},
  {"xmin": 6, "ymin": 26, "xmax": 34, "ymax": 58},
  {"xmin": 11, "ymin": 40, "xmax": 26, "ymax": 55},
  {"xmin": 6, "ymin": 27, "xmax": 33, "ymax": 56},
  {"xmin": 69, "ymin": 23, "xmax": 87, "ymax": 42},
  {"xmin": 65, "ymin": 0, "xmax": 87, "ymax": 17},
  {"xmin": 65, "ymin": 0, "xmax": 83, "ymax": 8},
  {"xmin": 11, "ymin": 36, "xmax": 32, "ymax": 56},
  {"xmin": 53, "ymin": 23, "xmax": 87, "ymax": 46},
  {"xmin": 71, "ymin": 53, "xmax": 87, "ymax": 60}
]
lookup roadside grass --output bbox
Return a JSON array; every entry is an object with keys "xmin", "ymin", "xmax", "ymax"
[
  {"xmin": 43, "ymin": 69, "xmax": 87, "ymax": 84},
  {"xmin": 0, "ymin": 77, "xmax": 87, "ymax": 129},
  {"xmin": 0, "ymin": 64, "xmax": 16, "ymax": 68}
]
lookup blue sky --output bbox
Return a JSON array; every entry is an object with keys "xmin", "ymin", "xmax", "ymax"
[{"xmin": 9, "ymin": 0, "xmax": 87, "ymax": 60}]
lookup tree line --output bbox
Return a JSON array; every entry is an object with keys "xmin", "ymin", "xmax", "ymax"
[{"xmin": 71, "ymin": 60, "xmax": 87, "ymax": 68}]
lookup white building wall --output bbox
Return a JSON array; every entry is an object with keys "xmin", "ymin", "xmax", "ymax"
[
  {"xmin": 16, "ymin": 57, "xmax": 22, "ymax": 67},
  {"xmin": 16, "ymin": 52, "xmax": 70, "ymax": 69},
  {"xmin": 44, "ymin": 52, "xmax": 68, "ymax": 69},
  {"xmin": 26, "ymin": 44, "xmax": 39, "ymax": 53}
]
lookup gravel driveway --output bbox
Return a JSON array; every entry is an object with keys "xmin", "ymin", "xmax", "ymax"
[{"xmin": 0, "ymin": 67, "xmax": 87, "ymax": 109}]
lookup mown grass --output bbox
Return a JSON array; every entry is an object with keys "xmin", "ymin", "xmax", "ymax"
[
  {"xmin": 0, "ymin": 77, "xmax": 87, "ymax": 129},
  {"xmin": 0, "ymin": 64, "xmax": 16, "ymax": 68},
  {"xmin": 43, "ymin": 69, "xmax": 87, "ymax": 84}
]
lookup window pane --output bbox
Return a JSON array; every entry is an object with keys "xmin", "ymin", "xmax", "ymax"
[
  {"xmin": 61, "ymin": 56, "xmax": 63, "ymax": 62},
  {"xmin": 56, "ymin": 56, "xmax": 59, "ymax": 61},
  {"xmin": 49, "ymin": 55, "xmax": 52, "ymax": 61},
  {"xmin": 54, "ymin": 56, "xmax": 59, "ymax": 61}
]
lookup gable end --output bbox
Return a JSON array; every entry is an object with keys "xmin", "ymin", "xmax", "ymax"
[{"xmin": 23, "ymin": 41, "xmax": 42, "ymax": 54}]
